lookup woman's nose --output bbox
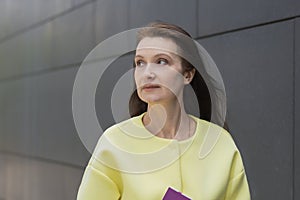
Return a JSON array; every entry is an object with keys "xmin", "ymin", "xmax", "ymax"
[{"xmin": 144, "ymin": 63, "xmax": 156, "ymax": 79}]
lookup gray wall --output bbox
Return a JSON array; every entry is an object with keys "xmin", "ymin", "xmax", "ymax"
[{"xmin": 0, "ymin": 0, "xmax": 299, "ymax": 199}]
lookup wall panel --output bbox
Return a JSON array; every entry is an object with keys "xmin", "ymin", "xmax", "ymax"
[
  {"xmin": 294, "ymin": 17, "xmax": 300, "ymax": 200},
  {"xmin": 0, "ymin": 66, "xmax": 90, "ymax": 167},
  {"xmin": 129, "ymin": 0, "xmax": 198, "ymax": 37},
  {"xmin": 0, "ymin": 153, "xmax": 83, "ymax": 200},
  {"xmin": 199, "ymin": 20, "xmax": 294, "ymax": 199},
  {"xmin": 198, "ymin": 0, "xmax": 299, "ymax": 37},
  {"xmin": 95, "ymin": 0, "xmax": 130, "ymax": 43},
  {"xmin": 0, "ymin": 2, "xmax": 95, "ymax": 80},
  {"xmin": 0, "ymin": 0, "xmax": 75, "ymax": 41}
]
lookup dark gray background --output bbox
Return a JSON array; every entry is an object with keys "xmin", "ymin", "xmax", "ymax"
[{"xmin": 0, "ymin": 0, "xmax": 299, "ymax": 199}]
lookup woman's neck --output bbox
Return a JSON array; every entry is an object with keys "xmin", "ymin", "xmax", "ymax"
[{"xmin": 142, "ymin": 100, "xmax": 193, "ymax": 140}]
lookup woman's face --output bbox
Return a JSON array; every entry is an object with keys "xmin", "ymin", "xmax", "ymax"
[{"xmin": 134, "ymin": 37, "xmax": 187, "ymax": 104}]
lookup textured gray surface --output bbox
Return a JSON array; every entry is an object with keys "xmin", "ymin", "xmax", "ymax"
[
  {"xmin": 95, "ymin": 0, "xmax": 130, "ymax": 43},
  {"xmin": 198, "ymin": 0, "xmax": 299, "ymax": 37},
  {"xmin": 0, "ymin": 153, "xmax": 84, "ymax": 200},
  {"xmin": 129, "ymin": 0, "xmax": 198, "ymax": 37},
  {"xmin": 0, "ymin": 78, "xmax": 33, "ymax": 153},
  {"xmin": 199, "ymin": 20, "xmax": 294, "ymax": 199},
  {"xmin": 0, "ymin": 2, "xmax": 95, "ymax": 81},
  {"xmin": 0, "ymin": 0, "xmax": 74, "ymax": 41},
  {"xmin": 0, "ymin": 67, "xmax": 90, "ymax": 167},
  {"xmin": 295, "ymin": 17, "xmax": 300, "ymax": 200},
  {"xmin": 95, "ymin": 53, "xmax": 135, "ymax": 130}
]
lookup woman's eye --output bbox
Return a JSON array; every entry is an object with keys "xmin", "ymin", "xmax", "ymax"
[
  {"xmin": 136, "ymin": 60, "xmax": 145, "ymax": 67},
  {"xmin": 157, "ymin": 58, "xmax": 168, "ymax": 65}
]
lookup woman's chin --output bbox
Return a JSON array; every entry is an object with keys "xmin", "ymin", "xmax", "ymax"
[{"xmin": 142, "ymin": 96, "xmax": 164, "ymax": 104}]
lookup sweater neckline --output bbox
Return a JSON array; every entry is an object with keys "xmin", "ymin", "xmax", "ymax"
[{"xmin": 133, "ymin": 112, "xmax": 200, "ymax": 144}]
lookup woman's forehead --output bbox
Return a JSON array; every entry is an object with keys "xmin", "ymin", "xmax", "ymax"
[{"xmin": 136, "ymin": 37, "xmax": 179, "ymax": 55}]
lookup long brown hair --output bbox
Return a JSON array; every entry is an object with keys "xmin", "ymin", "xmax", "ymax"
[{"xmin": 129, "ymin": 21, "xmax": 228, "ymax": 131}]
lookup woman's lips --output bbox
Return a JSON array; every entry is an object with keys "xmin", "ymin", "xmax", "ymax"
[{"xmin": 142, "ymin": 84, "xmax": 161, "ymax": 90}]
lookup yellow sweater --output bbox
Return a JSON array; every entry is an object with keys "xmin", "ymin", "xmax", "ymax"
[{"xmin": 77, "ymin": 112, "xmax": 251, "ymax": 200}]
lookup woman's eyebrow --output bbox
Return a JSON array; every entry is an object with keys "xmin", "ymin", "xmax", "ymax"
[
  {"xmin": 153, "ymin": 53, "xmax": 172, "ymax": 59},
  {"xmin": 135, "ymin": 53, "xmax": 173, "ymax": 59},
  {"xmin": 135, "ymin": 55, "xmax": 144, "ymax": 59}
]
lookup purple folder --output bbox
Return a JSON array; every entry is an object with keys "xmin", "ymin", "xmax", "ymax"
[{"xmin": 162, "ymin": 187, "xmax": 191, "ymax": 200}]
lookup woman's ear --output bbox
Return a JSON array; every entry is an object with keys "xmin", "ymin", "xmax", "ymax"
[{"xmin": 183, "ymin": 68, "xmax": 196, "ymax": 84}]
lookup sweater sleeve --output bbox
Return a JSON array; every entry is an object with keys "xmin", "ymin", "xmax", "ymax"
[
  {"xmin": 77, "ymin": 126, "xmax": 123, "ymax": 200},
  {"xmin": 77, "ymin": 161, "xmax": 121, "ymax": 200},
  {"xmin": 224, "ymin": 151, "xmax": 251, "ymax": 200}
]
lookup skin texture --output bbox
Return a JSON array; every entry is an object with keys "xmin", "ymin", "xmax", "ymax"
[{"xmin": 134, "ymin": 37, "xmax": 196, "ymax": 140}]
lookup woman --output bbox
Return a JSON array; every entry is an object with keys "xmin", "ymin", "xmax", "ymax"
[{"xmin": 77, "ymin": 21, "xmax": 251, "ymax": 200}]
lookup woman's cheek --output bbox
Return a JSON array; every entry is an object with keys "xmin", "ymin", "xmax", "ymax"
[
  {"xmin": 161, "ymin": 72, "xmax": 184, "ymax": 95},
  {"xmin": 134, "ymin": 71, "xmax": 142, "ymax": 89}
]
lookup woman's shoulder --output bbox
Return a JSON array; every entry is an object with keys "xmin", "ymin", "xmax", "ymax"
[
  {"xmin": 190, "ymin": 116, "xmax": 240, "ymax": 158},
  {"xmin": 91, "ymin": 115, "xmax": 141, "ymax": 156},
  {"xmin": 102, "ymin": 114, "xmax": 143, "ymax": 138},
  {"xmin": 191, "ymin": 115, "xmax": 234, "ymax": 140}
]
